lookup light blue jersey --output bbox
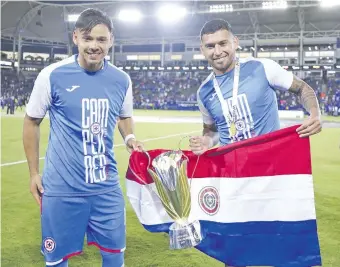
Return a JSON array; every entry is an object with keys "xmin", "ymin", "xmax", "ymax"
[
  {"xmin": 197, "ymin": 57, "xmax": 293, "ymax": 145},
  {"xmin": 26, "ymin": 55, "xmax": 133, "ymax": 196}
]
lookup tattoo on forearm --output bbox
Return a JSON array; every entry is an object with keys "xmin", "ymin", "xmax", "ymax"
[
  {"xmin": 203, "ymin": 123, "xmax": 218, "ymax": 136},
  {"xmin": 289, "ymin": 77, "xmax": 319, "ymax": 114}
]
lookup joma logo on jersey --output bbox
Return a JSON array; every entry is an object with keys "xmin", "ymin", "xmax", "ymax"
[{"xmin": 81, "ymin": 98, "xmax": 109, "ymax": 184}]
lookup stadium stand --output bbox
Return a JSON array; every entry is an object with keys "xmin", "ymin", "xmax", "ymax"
[
  {"xmin": 1, "ymin": 0, "xmax": 340, "ymax": 116},
  {"xmin": 1, "ymin": 69, "xmax": 340, "ymax": 115}
]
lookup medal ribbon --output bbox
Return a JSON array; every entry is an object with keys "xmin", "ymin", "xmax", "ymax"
[{"xmin": 212, "ymin": 59, "xmax": 241, "ymax": 137}]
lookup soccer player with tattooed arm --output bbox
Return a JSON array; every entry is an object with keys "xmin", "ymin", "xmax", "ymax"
[
  {"xmin": 189, "ymin": 19, "xmax": 322, "ymax": 267},
  {"xmin": 190, "ymin": 19, "xmax": 322, "ymax": 156}
]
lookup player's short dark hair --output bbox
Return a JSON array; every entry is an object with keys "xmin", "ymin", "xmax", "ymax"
[
  {"xmin": 75, "ymin": 8, "xmax": 114, "ymax": 34},
  {"xmin": 200, "ymin": 19, "xmax": 233, "ymax": 40}
]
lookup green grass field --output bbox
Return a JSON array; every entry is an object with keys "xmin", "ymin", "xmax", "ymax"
[{"xmin": 1, "ymin": 110, "xmax": 340, "ymax": 267}]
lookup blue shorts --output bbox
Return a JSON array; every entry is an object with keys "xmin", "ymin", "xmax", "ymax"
[{"xmin": 41, "ymin": 187, "xmax": 125, "ymax": 266}]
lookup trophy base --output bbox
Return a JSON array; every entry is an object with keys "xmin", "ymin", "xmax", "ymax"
[{"xmin": 169, "ymin": 220, "xmax": 202, "ymax": 250}]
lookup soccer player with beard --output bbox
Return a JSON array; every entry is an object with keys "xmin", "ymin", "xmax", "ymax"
[
  {"xmin": 189, "ymin": 19, "xmax": 322, "ymax": 267},
  {"xmin": 23, "ymin": 9, "xmax": 142, "ymax": 267},
  {"xmin": 190, "ymin": 19, "xmax": 321, "ymax": 154}
]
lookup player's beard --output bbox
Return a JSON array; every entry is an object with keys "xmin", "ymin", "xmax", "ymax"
[
  {"xmin": 82, "ymin": 50, "xmax": 105, "ymax": 71},
  {"xmin": 212, "ymin": 54, "xmax": 235, "ymax": 75}
]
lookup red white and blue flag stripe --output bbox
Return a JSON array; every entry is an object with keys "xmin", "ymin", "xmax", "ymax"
[{"xmin": 126, "ymin": 125, "xmax": 321, "ymax": 267}]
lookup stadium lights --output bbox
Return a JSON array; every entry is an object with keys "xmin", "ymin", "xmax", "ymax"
[
  {"xmin": 68, "ymin": 14, "xmax": 79, "ymax": 22},
  {"xmin": 157, "ymin": 5, "xmax": 187, "ymax": 23},
  {"xmin": 209, "ymin": 4, "xmax": 233, "ymax": 13},
  {"xmin": 262, "ymin": 1, "xmax": 287, "ymax": 9},
  {"xmin": 336, "ymin": 65, "xmax": 340, "ymax": 69},
  {"xmin": 118, "ymin": 9, "xmax": 142, "ymax": 22},
  {"xmin": 320, "ymin": 0, "xmax": 340, "ymax": 7}
]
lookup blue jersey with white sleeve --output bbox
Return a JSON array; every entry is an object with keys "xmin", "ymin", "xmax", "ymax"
[
  {"xmin": 26, "ymin": 55, "xmax": 132, "ymax": 196},
  {"xmin": 197, "ymin": 57, "xmax": 294, "ymax": 145}
]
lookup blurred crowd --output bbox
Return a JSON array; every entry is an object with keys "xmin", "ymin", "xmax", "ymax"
[
  {"xmin": 1, "ymin": 68, "xmax": 340, "ymax": 116},
  {"xmin": 130, "ymin": 73, "xmax": 199, "ymax": 110},
  {"xmin": 1, "ymin": 69, "xmax": 32, "ymax": 114},
  {"xmin": 323, "ymin": 77, "xmax": 340, "ymax": 116}
]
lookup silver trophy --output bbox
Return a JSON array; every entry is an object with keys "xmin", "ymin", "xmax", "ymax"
[{"xmin": 146, "ymin": 150, "xmax": 202, "ymax": 250}]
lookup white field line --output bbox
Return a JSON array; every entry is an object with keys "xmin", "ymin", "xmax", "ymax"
[{"xmin": 1, "ymin": 130, "xmax": 200, "ymax": 167}]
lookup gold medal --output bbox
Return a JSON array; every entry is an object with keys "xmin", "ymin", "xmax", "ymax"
[{"xmin": 230, "ymin": 122, "xmax": 236, "ymax": 137}]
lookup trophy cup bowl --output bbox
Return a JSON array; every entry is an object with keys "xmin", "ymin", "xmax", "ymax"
[{"xmin": 147, "ymin": 150, "xmax": 202, "ymax": 250}]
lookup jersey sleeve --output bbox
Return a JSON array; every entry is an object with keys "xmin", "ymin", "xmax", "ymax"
[
  {"xmin": 259, "ymin": 58, "xmax": 294, "ymax": 91},
  {"xmin": 26, "ymin": 68, "xmax": 52, "ymax": 118},
  {"xmin": 119, "ymin": 75, "xmax": 133, "ymax": 118},
  {"xmin": 197, "ymin": 90, "xmax": 214, "ymax": 125}
]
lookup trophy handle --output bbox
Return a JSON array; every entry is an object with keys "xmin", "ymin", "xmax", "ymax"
[
  {"xmin": 127, "ymin": 151, "xmax": 167, "ymax": 207},
  {"xmin": 128, "ymin": 150, "xmax": 152, "ymax": 186},
  {"xmin": 143, "ymin": 150, "xmax": 152, "ymax": 170},
  {"xmin": 177, "ymin": 135, "xmax": 191, "ymax": 152},
  {"xmin": 176, "ymin": 135, "xmax": 202, "ymax": 190},
  {"xmin": 177, "ymin": 135, "xmax": 191, "ymax": 168}
]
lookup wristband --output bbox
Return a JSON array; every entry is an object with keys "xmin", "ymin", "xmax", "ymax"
[{"xmin": 124, "ymin": 134, "xmax": 136, "ymax": 145}]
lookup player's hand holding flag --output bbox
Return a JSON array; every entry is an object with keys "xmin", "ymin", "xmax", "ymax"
[
  {"xmin": 296, "ymin": 114, "xmax": 322, "ymax": 137},
  {"xmin": 189, "ymin": 136, "xmax": 213, "ymax": 155},
  {"xmin": 126, "ymin": 138, "xmax": 144, "ymax": 154}
]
